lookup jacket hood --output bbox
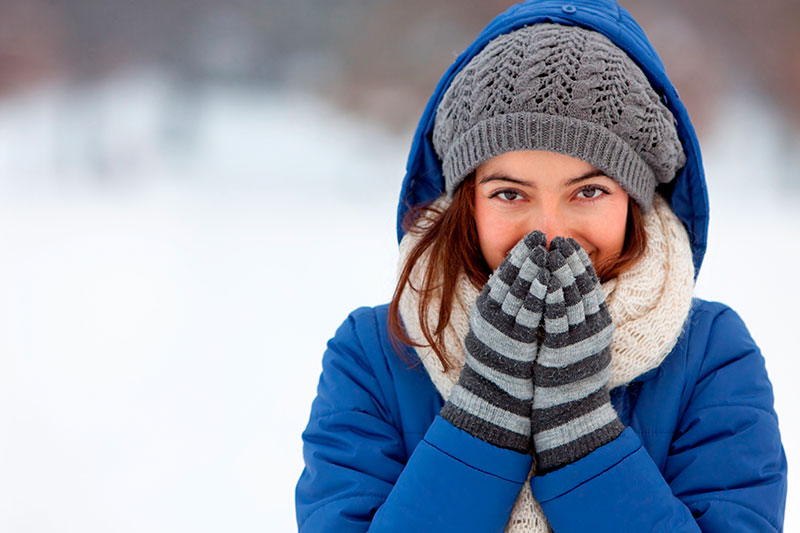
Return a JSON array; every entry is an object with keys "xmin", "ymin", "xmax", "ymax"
[{"xmin": 396, "ymin": 0, "xmax": 709, "ymax": 277}]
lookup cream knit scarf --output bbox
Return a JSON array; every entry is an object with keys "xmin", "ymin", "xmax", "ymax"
[{"xmin": 397, "ymin": 194, "xmax": 695, "ymax": 532}]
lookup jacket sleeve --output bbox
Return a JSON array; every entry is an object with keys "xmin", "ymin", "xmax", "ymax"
[
  {"xmin": 295, "ymin": 308, "xmax": 533, "ymax": 532},
  {"xmin": 530, "ymin": 305, "xmax": 787, "ymax": 531}
]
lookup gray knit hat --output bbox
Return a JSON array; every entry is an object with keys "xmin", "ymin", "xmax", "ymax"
[{"xmin": 432, "ymin": 23, "xmax": 686, "ymax": 211}]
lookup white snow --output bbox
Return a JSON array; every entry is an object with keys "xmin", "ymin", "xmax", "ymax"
[{"xmin": 0, "ymin": 76, "xmax": 796, "ymax": 531}]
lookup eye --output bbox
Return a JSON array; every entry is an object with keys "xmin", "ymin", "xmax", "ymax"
[
  {"xmin": 576, "ymin": 185, "xmax": 609, "ymax": 200},
  {"xmin": 490, "ymin": 189, "xmax": 525, "ymax": 202}
]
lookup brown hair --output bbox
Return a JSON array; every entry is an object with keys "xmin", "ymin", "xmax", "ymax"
[{"xmin": 387, "ymin": 174, "xmax": 647, "ymax": 371}]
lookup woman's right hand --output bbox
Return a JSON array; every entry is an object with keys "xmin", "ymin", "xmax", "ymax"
[{"xmin": 440, "ymin": 230, "xmax": 549, "ymax": 453}]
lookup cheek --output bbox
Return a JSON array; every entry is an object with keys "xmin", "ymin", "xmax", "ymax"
[
  {"xmin": 584, "ymin": 199, "xmax": 628, "ymax": 266},
  {"xmin": 474, "ymin": 203, "xmax": 527, "ymax": 271}
]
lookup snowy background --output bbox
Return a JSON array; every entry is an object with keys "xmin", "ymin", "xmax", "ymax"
[{"xmin": 0, "ymin": 73, "xmax": 798, "ymax": 531}]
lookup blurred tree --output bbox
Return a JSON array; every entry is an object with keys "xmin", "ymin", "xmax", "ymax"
[{"xmin": 0, "ymin": 1, "xmax": 65, "ymax": 94}]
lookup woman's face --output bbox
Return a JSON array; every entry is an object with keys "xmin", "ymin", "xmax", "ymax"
[{"xmin": 473, "ymin": 150, "xmax": 630, "ymax": 271}]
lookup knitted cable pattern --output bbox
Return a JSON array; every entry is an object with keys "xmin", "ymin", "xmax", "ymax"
[{"xmin": 397, "ymin": 194, "xmax": 695, "ymax": 531}]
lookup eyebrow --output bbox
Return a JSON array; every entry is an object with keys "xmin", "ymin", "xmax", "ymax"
[{"xmin": 478, "ymin": 169, "xmax": 607, "ymax": 187}]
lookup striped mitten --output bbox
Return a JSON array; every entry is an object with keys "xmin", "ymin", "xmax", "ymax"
[
  {"xmin": 531, "ymin": 237, "xmax": 624, "ymax": 473},
  {"xmin": 440, "ymin": 230, "xmax": 550, "ymax": 453}
]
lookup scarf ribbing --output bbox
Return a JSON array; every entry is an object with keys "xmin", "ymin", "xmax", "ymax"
[{"xmin": 397, "ymin": 194, "xmax": 695, "ymax": 531}]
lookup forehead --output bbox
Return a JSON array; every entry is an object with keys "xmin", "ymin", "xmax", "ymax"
[
  {"xmin": 475, "ymin": 150, "xmax": 608, "ymax": 187},
  {"xmin": 476, "ymin": 151, "xmax": 598, "ymax": 175}
]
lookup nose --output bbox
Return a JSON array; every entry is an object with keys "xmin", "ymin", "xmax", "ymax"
[{"xmin": 531, "ymin": 204, "xmax": 568, "ymax": 249}]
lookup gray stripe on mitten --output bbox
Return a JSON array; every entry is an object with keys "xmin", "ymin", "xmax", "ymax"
[
  {"xmin": 531, "ymin": 237, "xmax": 624, "ymax": 472},
  {"xmin": 441, "ymin": 231, "xmax": 549, "ymax": 453}
]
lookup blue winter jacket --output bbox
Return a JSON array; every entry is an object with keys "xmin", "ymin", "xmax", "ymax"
[{"xmin": 296, "ymin": 1, "xmax": 787, "ymax": 530}]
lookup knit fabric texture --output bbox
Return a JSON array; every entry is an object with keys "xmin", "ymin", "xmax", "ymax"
[
  {"xmin": 432, "ymin": 23, "xmax": 686, "ymax": 211},
  {"xmin": 397, "ymin": 194, "xmax": 695, "ymax": 531},
  {"xmin": 440, "ymin": 232, "xmax": 549, "ymax": 453},
  {"xmin": 531, "ymin": 238, "xmax": 624, "ymax": 473}
]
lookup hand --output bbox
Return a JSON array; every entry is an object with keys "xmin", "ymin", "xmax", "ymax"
[
  {"xmin": 440, "ymin": 230, "xmax": 549, "ymax": 453},
  {"xmin": 531, "ymin": 237, "xmax": 624, "ymax": 473}
]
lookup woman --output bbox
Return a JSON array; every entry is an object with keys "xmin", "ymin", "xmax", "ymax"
[{"xmin": 296, "ymin": 1, "xmax": 787, "ymax": 531}]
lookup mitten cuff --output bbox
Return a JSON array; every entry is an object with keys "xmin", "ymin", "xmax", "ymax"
[
  {"xmin": 441, "ymin": 387, "xmax": 531, "ymax": 453},
  {"xmin": 535, "ymin": 416, "xmax": 624, "ymax": 474}
]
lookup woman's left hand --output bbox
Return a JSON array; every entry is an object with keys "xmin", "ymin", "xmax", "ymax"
[{"xmin": 531, "ymin": 237, "xmax": 625, "ymax": 474}]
